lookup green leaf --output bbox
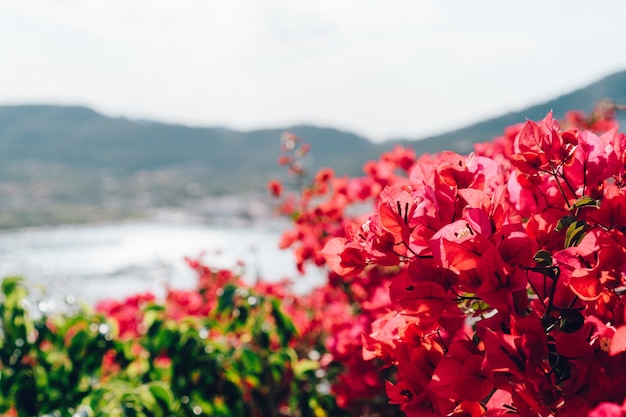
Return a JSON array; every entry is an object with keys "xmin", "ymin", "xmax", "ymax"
[
  {"xmin": 571, "ymin": 195, "xmax": 598, "ymax": 210},
  {"xmin": 533, "ymin": 250, "xmax": 552, "ymax": 267},
  {"xmin": 144, "ymin": 313, "xmax": 163, "ymax": 336},
  {"xmin": 34, "ymin": 365, "xmax": 49, "ymax": 388},
  {"xmin": 155, "ymin": 328, "xmax": 176, "ymax": 353},
  {"xmin": 256, "ymin": 329, "xmax": 270, "ymax": 350},
  {"xmin": 564, "ymin": 220, "xmax": 588, "ymax": 248},
  {"xmin": 294, "ymin": 359, "xmax": 319, "ymax": 378},
  {"xmin": 555, "ymin": 216, "xmax": 575, "ymax": 231},
  {"xmin": 1, "ymin": 276, "xmax": 23, "ymax": 297},
  {"xmin": 138, "ymin": 388, "xmax": 157, "ymax": 413},
  {"xmin": 148, "ymin": 382, "xmax": 174, "ymax": 410},
  {"xmin": 121, "ymin": 403, "xmax": 139, "ymax": 417},
  {"xmin": 240, "ymin": 349, "xmax": 262, "ymax": 375},
  {"xmin": 236, "ymin": 306, "xmax": 249, "ymax": 325},
  {"xmin": 1, "ymin": 277, "xmax": 27, "ymax": 309},
  {"xmin": 270, "ymin": 299, "xmax": 297, "ymax": 346},
  {"xmin": 558, "ymin": 310, "xmax": 585, "ymax": 333},
  {"xmin": 217, "ymin": 285, "xmax": 237, "ymax": 313}
]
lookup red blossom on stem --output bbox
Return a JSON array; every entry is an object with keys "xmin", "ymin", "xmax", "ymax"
[{"xmin": 270, "ymin": 102, "xmax": 626, "ymax": 416}]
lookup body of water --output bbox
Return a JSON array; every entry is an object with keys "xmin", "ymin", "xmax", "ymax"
[{"xmin": 0, "ymin": 220, "xmax": 323, "ymax": 308}]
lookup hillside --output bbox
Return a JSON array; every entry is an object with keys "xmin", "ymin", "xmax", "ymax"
[
  {"xmin": 0, "ymin": 105, "xmax": 380, "ymax": 179},
  {"xmin": 1, "ymin": 69, "xmax": 626, "ymax": 228},
  {"xmin": 0, "ymin": 105, "xmax": 383, "ymax": 227}
]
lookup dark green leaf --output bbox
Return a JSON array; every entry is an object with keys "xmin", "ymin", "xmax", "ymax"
[
  {"xmin": 564, "ymin": 220, "xmax": 588, "ymax": 248},
  {"xmin": 217, "ymin": 285, "xmax": 237, "ymax": 313},
  {"xmin": 240, "ymin": 349, "xmax": 262, "ymax": 375},
  {"xmin": 533, "ymin": 250, "xmax": 552, "ymax": 267},
  {"xmin": 294, "ymin": 360, "xmax": 319, "ymax": 379},
  {"xmin": 270, "ymin": 299, "xmax": 297, "ymax": 346},
  {"xmin": 69, "ymin": 330, "xmax": 89, "ymax": 360},
  {"xmin": 1, "ymin": 277, "xmax": 23, "ymax": 297},
  {"xmin": 149, "ymin": 381, "xmax": 174, "ymax": 410},
  {"xmin": 571, "ymin": 195, "xmax": 598, "ymax": 210},
  {"xmin": 558, "ymin": 310, "xmax": 585, "ymax": 333},
  {"xmin": 555, "ymin": 216, "xmax": 575, "ymax": 231}
]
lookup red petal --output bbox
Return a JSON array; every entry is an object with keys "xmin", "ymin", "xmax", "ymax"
[
  {"xmin": 609, "ymin": 325, "xmax": 626, "ymax": 356},
  {"xmin": 451, "ymin": 354, "xmax": 493, "ymax": 402}
]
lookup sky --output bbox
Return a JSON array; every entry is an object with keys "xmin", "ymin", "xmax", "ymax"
[{"xmin": 1, "ymin": 1, "xmax": 626, "ymax": 143}]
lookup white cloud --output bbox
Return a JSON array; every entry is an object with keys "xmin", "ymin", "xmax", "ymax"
[{"xmin": 1, "ymin": 0, "xmax": 625, "ymax": 141}]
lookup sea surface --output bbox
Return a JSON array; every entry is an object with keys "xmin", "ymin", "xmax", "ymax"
[{"xmin": 0, "ymin": 219, "xmax": 324, "ymax": 310}]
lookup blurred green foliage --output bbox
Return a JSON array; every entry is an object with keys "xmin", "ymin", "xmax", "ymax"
[{"xmin": 0, "ymin": 277, "xmax": 346, "ymax": 417}]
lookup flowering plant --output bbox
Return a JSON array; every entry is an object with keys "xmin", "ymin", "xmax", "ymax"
[{"xmin": 272, "ymin": 103, "xmax": 626, "ymax": 416}]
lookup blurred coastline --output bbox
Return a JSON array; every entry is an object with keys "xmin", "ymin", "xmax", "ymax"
[{"xmin": 0, "ymin": 215, "xmax": 323, "ymax": 309}]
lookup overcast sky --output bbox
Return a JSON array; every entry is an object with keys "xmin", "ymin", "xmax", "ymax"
[{"xmin": 1, "ymin": 1, "xmax": 625, "ymax": 142}]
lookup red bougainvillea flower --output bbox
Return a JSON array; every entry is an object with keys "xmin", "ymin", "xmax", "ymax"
[
  {"xmin": 447, "ymin": 401, "xmax": 487, "ymax": 417},
  {"xmin": 378, "ymin": 185, "xmax": 418, "ymax": 243},
  {"xmin": 610, "ymin": 325, "xmax": 626, "ymax": 357},
  {"xmin": 386, "ymin": 379, "xmax": 436, "ymax": 416},
  {"xmin": 511, "ymin": 111, "xmax": 577, "ymax": 175},
  {"xmin": 95, "ymin": 292, "xmax": 156, "ymax": 338},
  {"xmin": 267, "ymin": 178, "xmax": 283, "ymax": 197},
  {"xmin": 388, "ymin": 272, "xmax": 449, "ymax": 328},
  {"xmin": 564, "ymin": 130, "xmax": 613, "ymax": 194},
  {"xmin": 321, "ymin": 237, "xmax": 367, "ymax": 277},
  {"xmin": 586, "ymin": 400, "xmax": 626, "ymax": 417},
  {"xmin": 430, "ymin": 341, "xmax": 492, "ymax": 404}
]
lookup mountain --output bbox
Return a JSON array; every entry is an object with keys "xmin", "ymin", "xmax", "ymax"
[
  {"xmin": 0, "ymin": 105, "xmax": 383, "ymax": 227},
  {"xmin": 399, "ymin": 69, "xmax": 626, "ymax": 154},
  {"xmin": 0, "ymin": 105, "xmax": 379, "ymax": 178},
  {"xmin": 1, "ymin": 69, "xmax": 626, "ymax": 228}
]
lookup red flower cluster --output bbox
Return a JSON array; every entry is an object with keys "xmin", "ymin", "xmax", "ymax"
[
  {"xmin": 270, "ymin": 142, "xmax": 421, "ymax": 413},
  {"xmin": 95, "ymin": 292, "xmax": 156, "ymax": 338},
  {"xmin": 96, "ymin": 259, "xmax": 249, "ymax": 338},
  {"xmin": 310, "ymin": 107, "xmax": 626, "ymax": 416}
]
